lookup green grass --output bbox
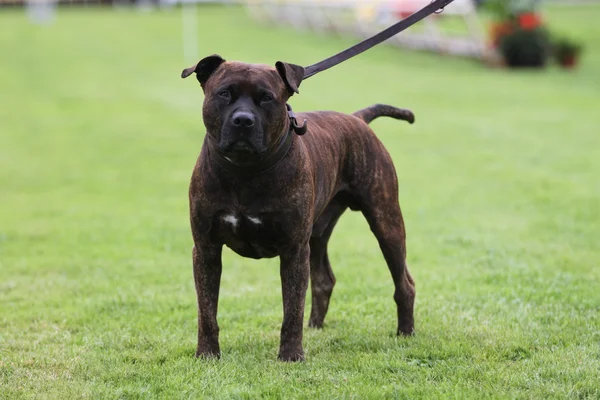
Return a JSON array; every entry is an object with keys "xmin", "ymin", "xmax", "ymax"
[{"xmin": 1, "ymin": 3, "xmax": 600, "ymax": 399}]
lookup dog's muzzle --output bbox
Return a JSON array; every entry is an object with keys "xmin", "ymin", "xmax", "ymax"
[{"xmin": 219, "ymin": 112, "xmax": 265, "ymax": 156}]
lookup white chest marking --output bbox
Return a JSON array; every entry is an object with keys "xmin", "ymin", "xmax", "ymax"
[
  {"xmin": 247, "ymin": 216, "xmax": 262, "ymax": 225},
  {"xmin": 222, "ymin": 214, "xmax": 239, "ymax": 227}
]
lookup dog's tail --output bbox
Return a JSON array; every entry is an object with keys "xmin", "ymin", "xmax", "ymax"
[{"xmin": 353, "ymin": 104, "xmax": 415, "ymax": 125}]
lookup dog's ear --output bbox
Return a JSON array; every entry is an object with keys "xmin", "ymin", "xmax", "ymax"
[
  {"xmin": 275, "ymin": 61, "xmax": 305, "ymax": 95},
  {"xmin": 181, "ymin": 54, "xmax": 226, "ymax": 88}
]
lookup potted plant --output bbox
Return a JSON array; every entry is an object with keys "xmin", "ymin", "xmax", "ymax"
[
  {"xmin": 483, "ymin": 0, "xmax": 551, "ymax": 68},
  {"xmin": 553, "ymin": 37, "xmax": 583, "ymax": 69}
]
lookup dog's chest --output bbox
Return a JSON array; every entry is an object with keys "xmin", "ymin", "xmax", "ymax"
[{"xmin": 215, "ymin": 211, "xmax": 284, "ymax": 259}]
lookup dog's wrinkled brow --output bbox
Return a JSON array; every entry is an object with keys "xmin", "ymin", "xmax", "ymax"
[{"xmin": 214, "ymin": 74, "xmax": 281, "ymax": 95}]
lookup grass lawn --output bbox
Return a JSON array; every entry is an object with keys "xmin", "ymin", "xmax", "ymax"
[{"xmin": 1, "ymin": 3, "xmax": 599, "ymax": 399}]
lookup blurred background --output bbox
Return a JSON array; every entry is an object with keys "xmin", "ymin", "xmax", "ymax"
[{"xmin": 1, "ymin": 0, "xmax": 599, "ymax": 396}]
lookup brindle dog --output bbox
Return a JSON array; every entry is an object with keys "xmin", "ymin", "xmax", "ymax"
[{"xmin": 182, "ymin": 55, "xmax": 416, "ymax": 362}]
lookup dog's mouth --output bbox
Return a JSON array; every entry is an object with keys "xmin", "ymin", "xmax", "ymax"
[
  {"xmin": 228, "ymin": 141, "xmax": 255, "ymax": 153},
  {"xmin": 218, "ymin": 139, "xmax": 268, "ymax": 164}
]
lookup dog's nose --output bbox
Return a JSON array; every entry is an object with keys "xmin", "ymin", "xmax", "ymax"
[{"xmin": 232, "ymin": 112, "xmax": 255, "ymax": 128}]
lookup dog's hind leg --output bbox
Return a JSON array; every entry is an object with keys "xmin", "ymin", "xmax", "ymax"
[
  {"xmin": 361, "ymin": 198, "xmax": 415, "ymax": 336},
  {"xmin": 354, "ymin": 158, "xmax": 416, "ymax": 336},
  {"xmin": 308, "ymin": 199, "xmax": 347, "ymax": 328}
]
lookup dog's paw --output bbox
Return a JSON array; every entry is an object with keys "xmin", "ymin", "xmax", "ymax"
[
  {"xmin": 308, "ymin": 318, "xmax": 324, "ymax": 329},
  {"xmin": 397, "ymin": 326, "xmax": 415, "ymax": 337},
  {"xmin": 278, "ymin": 349, "xmax": 305, "ymax": 362},
  {"xmin": 195, "ymin": 347, "xmax": 221, "ymax": 360}
]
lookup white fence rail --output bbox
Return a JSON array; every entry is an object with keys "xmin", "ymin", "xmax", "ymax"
[{"xmin": 244, "ymin": 0, "xmax": 488, "ymax": 58}]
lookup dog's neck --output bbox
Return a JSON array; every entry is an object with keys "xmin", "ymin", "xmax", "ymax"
[{"xmin": 206, "ymin": 121, "xmax": 295, "ymax": 177}]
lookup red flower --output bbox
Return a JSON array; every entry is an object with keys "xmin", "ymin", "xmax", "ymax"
[{"xmin": 518, "ymin": 12, "xmax": 542, "ymax": 30}]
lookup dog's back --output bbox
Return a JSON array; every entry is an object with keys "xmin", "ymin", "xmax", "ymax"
[{"xmin": 294, "ymin": 105, "xmax": 412, "ymax": 224}]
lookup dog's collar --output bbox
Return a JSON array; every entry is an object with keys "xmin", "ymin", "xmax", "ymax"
[{"xmin": 206, "ymin": 124, "xmax": 295, "ymax": 177}]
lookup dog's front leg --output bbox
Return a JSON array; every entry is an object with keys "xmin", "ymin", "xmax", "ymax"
[
  {"xmin": 278, "ymin": 243, "xmax": 310, "ymax": 362},
  {"xmin": 192, "ymin": 243, "xmax": 222, "ymax": 358}
]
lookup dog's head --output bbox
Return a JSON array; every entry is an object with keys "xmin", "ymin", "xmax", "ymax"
[{"xmin": 182, "ymin": 55, "xmax": 304, "ymax": 163}]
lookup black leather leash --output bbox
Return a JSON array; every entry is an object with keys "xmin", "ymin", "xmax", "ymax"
[{"xmin": 303, "ymin": 0, "xmax": 456, "ymax": 79}]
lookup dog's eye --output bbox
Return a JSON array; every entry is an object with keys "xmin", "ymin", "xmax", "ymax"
[
  {"xmin": 261, "ymin": 94, "xmax": 273, "ymax": 103},
  {"xmin": 218, "ymin": 90, "xmax": 231, "ymax": 100}
]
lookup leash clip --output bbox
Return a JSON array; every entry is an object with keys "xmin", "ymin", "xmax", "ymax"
[
  {"xmin": 286, "ymin": 103, "xmax": 307, "ymax": 135},
  {"xmin": 432, "ymin": 0, "xmax": 445, "ymax": 14}
]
